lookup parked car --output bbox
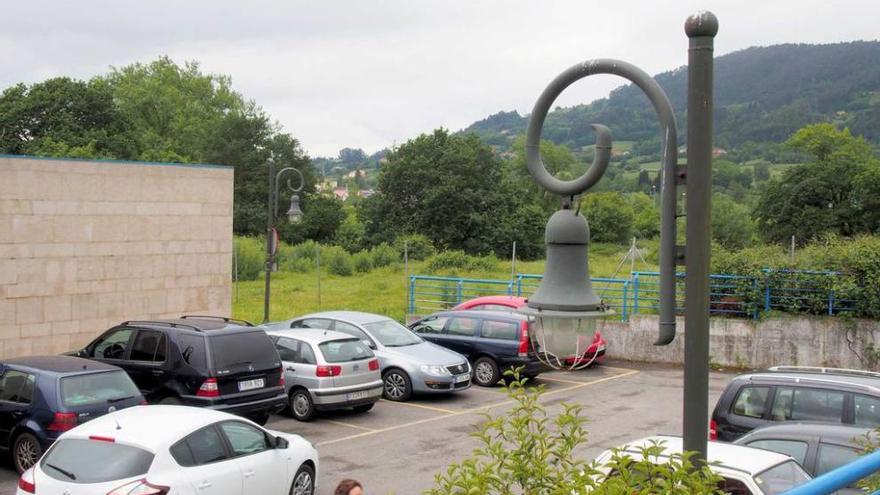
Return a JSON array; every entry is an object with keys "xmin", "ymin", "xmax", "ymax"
[
  {"xmin": 16, "ymin": 405, "xmax": 318, "ymax": 495},
  {"xmin": 408, "ymin": 310, "xmax": 546, "ymax": 386},
  {"xmin": 0, "ymin": 356, "xmax": 144, "ymax": 474},
  {"xmin": 735, "ymin": 422, "xmax": 873, "ymax": 494},
  {"xmin": 595, "ymin": 435, "xmax": 812, "ymax": 494},
  {"xmin": 266, "ymin": 311, "xmax": 471, "ymax": 402},
  {"xmin": 71, "ymin": 316, "xmax": 286, "ymax": 425},
  {"xmin": 265, "ymin": 328, "xmax": 383, "ymax": 421},
  {"xmin": 711, "ymin": 366, "xmax": 880, "ymax": 442},
  {"xmin": 451, "ymin": 295, "xmax": 607, "ymax": 365}
]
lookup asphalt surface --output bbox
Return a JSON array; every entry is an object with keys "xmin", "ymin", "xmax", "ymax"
[{"xmin": 0, "ymin": 360, "xmax": 734, "ymax": 494}]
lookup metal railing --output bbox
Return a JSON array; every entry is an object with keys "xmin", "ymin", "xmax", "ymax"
[
  {"xmin": 408, "ymin": 268, "xmax": 854, "ymax": 321},
  {"xmin": 781, "ymin": 449, "xmax": 880, "ymax": 495}
]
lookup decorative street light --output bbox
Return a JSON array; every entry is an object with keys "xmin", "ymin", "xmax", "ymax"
[
  {"xmin": 519, "ymin": 11, "xmax": 718, "ymax": 462},
  {"xmin": 263, "ymin": 161, "xmax": 304, "ymax": 324}
]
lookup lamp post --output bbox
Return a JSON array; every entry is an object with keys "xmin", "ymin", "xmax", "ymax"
[
  {"xmin": 263, "ymin": 161, "xmax": 304, "ymax": 324},
  {"xmin": 520, "ymin": 11, "xmax": 717, "ymax": 462}
]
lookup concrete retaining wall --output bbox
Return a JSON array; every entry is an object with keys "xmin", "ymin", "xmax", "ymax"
[
  {"xmin": 0, "ymin": 156, "xmax": 233, "ymax": 358},
  {"xmin": 603, "ymin": 315, "xmax": 880, "ymax": 369}
]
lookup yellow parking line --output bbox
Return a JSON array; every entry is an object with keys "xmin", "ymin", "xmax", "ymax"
[
  {"xmin": 465, "ymin": 386, "xmax": 506, "ymax": 394},
  {"xmin": 317, "ymin": 369, "xmax": 638, "ymax": 447},
  {"xmin": 379, "ymin": 399, "xmax": 459, "ymax": 415},
  {"xmin": 535, "ymin": 375, "xmax": 586, "ymax": 385},
  {"xmin": 321, "ymin": 419, "xmax": 378, "ymax": 432}
]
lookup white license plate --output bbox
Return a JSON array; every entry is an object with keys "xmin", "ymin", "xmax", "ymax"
[
  {"xmin": 347, "ymin": 390, "xmax": 370, "ymax": 401},
  {"xmin": 454, "ymin": 373, "xmax": 470, "ymax": 384},
  {"xmin": 238, "ymin": 378, "xmax": 265, "ymax": 391}
]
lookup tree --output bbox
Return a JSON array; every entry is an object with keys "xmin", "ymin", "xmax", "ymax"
[
  {"xmin": 752, "ymin": 160, "xmax": 771, "ymax": 182},
  {"xmin": 630, "ymin": 192, "xmax": 660, "ymax": 239},
  {"xmin": 712, "ymin": 194, "xmax": 756, "ymax": 249},
  {"xmin": 361, "ymin": 129, "xmax": 505, "ymax": 253},
  {"xmin": 507, "ymin": 135, "xmax": 581, "ymax": 213},
  {"xmin": 278, "ymin": 195, "xmax": 345, "ymax": 245},
  {"xmin": 754, "ymin": 124, "xmax": 880, "ymax": 243},
  {"xmin": 580, "ymin": 192, "xmax": 634, "ymax": 244}
]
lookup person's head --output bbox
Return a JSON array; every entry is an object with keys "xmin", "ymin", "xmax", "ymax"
[{"xmin": 335, "ymin": 479, "xmax": 363, "ymax": 495}]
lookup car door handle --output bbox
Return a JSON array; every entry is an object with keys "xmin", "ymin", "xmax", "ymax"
[
  {"xmin": 243, "ymin": 470, "xmax": 255, "ymax": 478},
  {"xmin": 151, "ymin": 369, "xmax": 164, "ymax": 376},
  {"xmin": 286, "ymin": 366, "xmax": 296, "ymax": 372},
  {"xmin": 198, "ymin": 481, "xmax": 212, "ymax": 489}
]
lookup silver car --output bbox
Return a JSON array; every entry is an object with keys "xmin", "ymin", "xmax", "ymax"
[
  {"xmin": 267, "ymin": 311, "xmax": 472, "ymax": 401},
  {"xmin": 265, "ymin": 327, "xmax": 384, "ymax": 421}
]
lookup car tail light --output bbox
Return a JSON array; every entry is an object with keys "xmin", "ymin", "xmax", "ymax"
[
  {"xmin": 709, "ymin": 419, "xmax": 718, "ymax": 440},
  {"xmin": 196, "ymin": 378, "xmax": 219, "ymax": 397},
  {"xmin": 47, "ymin": 411, "xmax": 77, "ymax": 432},
  {"xmin": 316, "ymin": 365, "xmax": 342, "ymax": 377},
  {"xmin": 18, "ymin": 467, "xmax": 35, "ymax": 494},
  {"xmin": 107, "ymin": 479, "xmax": 169, "ymax": 495},
  {"xmin": 368, "ymin": 359, "xmax": 379, "ymax": 371},
  {"xmin": 89, "ymin": 435, "xmax": 115, "ymax": 443},
  {"xmin": 279, "ymin": 368, "xmax": 285, "ymax": 387},
  {"xmin": 518, "ymin": 321, "xmax": 530, "ymax": 357}
]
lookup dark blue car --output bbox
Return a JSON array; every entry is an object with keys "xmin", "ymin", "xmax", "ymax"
[{"xmin": 0, "ymin": 355, "xmax": 144, "ymax": 473}]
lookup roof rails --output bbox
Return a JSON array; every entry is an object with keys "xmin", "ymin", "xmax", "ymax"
[
  {"xmin": 179, "ymin": 315, "xmax": 256, "ymax": 327},
  {"xmin": 767, "ymin": 366, "xmax": 880, "ymax": 379},
  {"xmin": 750, "ymin": 374, "xmax": 880, "ymax": 394},
  {"xmin": 122, "ymin": 320, "xmax": 204, "ymax": 332}
]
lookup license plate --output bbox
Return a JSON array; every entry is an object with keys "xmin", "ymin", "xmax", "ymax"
[
  {"xmin": 347, "ymin": 390, "xmax": 370, "ymax": 401},
  {"xmin": 238, "ymin": 378, "xmax": 265, "ymax": 391},
  {"xmin": 454, "ymin": 373, "xmax": 470, "ymax": 384}
]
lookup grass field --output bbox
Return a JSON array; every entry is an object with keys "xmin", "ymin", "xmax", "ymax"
[{"xmin": 231, "ymin": 241, "xmax": 659, "ymax": 324}]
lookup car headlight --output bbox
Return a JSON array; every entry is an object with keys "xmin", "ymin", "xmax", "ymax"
[{"xmin": 420, "ymin": 365, "xmax": 451, "ymax": 376}]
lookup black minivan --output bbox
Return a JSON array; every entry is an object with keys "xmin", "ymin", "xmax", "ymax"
[
  {"xmin": 72, "ymin": 316, "xmax": 286, "ymax": 424},
  {"xmin": 711, "ymin": 366, "xmax": 880, "ymax": 442},
  {"xmin": 409, "ymin": 310, "xmax": 546, "ymax": 386}
]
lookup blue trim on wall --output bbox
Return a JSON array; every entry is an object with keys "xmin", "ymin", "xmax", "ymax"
[{"xmin": 0, "ymin": 153, "xmax": 233, "ymax": 170}]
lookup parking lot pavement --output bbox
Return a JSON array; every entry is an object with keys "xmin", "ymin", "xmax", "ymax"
[{"xmin": 0, "ymin": 361, "xmax": 734, "ymax": 495}]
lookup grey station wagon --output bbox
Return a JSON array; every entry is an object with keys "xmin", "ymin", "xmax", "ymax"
[
  {"xmin": 265, "ymin": 328, "xmax": 383, "ymax": 421},
  {"xmin": 267, "ymin": 311, "xmax": 471, "ymax": 402}
]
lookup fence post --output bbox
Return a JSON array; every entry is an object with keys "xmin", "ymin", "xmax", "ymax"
[
  {"xmin": 752, "ymin": 277, "xmax": 759, "ymax": 320},
  {"xmin": 764, "ymin": 270, "xmax": 771, "ymax": 313},
  {"xmin": 507, "ymin": 281, "xmax": 514, "ymax": 296},
  {"xmin": 408, "ymin": 276, "xmax": 416, "ymax": 315},
  {"xmin": 516, "ymin": 274, "xmax": 523, "ymax": 297},
  {"xmin": 456, "ymin": 280, "xmax": 463, "ymax": 305},
  {"xmin": 622, "ymin": 280, "xmax": 629, "ymax": 321},
  {"xmin": 828, "ymin": 289, "xmax": 835, "ymax": 316},
  {"xmin": 633, "ymin": 273, "xmax": 640, "ymax": 315}
]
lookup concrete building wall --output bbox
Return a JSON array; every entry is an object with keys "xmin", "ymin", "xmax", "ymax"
[
  {"xmin": 0, "ymin": 156, "xmax": 233, "ymax": 358},
  {"xmin": 604, "ymin": 315, "xmax": 880, "ymax": 370}
]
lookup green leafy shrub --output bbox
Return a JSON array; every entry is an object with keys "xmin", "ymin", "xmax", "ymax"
[
  {"xmin": 352, "ymin": 251, "xmax": 373, "ymax": 273},
  {"xmin": 323, "ymin": 246, "xmax": 354, "ymax": 276},
  {"xmin": 394, "ymin": 233, "xmax": 437, "ymax": 261},
  {"xmin": 335, "ymin": 216, "xmax": 366, "ymax": 253},
  {"xmin": 370, "ymin": 242, "xmax": 398, "ymax": 268},
  {"xmin": 428, "ymin": 373, "xmax": 723, "ymax": 494},
  {"xmin": 290, "ymin": 240, "xmax": 320, "ymax": 262},
  {"xmin": 426, "ymin": 250, "xmax": 500, "ymax": 273},
  {"xmin": 233, "ymin": 236, "xmax": 264, "ymax": 281}
]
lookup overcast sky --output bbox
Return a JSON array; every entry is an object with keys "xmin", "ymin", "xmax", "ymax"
[{"xmin": 2, "ymin": 1, "xmax": 878, "ymax": 157}]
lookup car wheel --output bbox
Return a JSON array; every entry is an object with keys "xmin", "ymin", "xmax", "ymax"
[
  {"xmin": 289, "ymin": 463, "xmax": 315, "ymax": 495},
  {"xmin": 290, "ymin": 389, "xmax": 316, "ymax": 421},
  {"xmin": 13, "ymin": 432, "xmax": 42, "ymax": 474},
  {"xmin": 473, "ymin": 357, "xmax": 500, "ymax": 387},
  {"xmin": 248, "ymin": 412, "xmax": 270, "ymax": 426},
  {"xmin": 158, "ymin": 396, "xmax": 181, "ymax": 405},
  {"xmin": 383, "ymin": 369, "xmax": 412, "ymax": 401},
  {"xmin": 352, "ymin": 403, "xmax": 374, "ymax": 413}
]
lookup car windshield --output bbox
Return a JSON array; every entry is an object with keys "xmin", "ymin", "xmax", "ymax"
[
  {"xmin": 60, "ymin": 371, "xmax": 141, "ymax": 408},
  {"xmin": 754, "ymin": 460, "xmax": 812, "ymax": 495},
  {"xmin": 363, "ymin": 320, "xmax": 423, "ymax": 347},
  {"xmin": 41, "ymin": 438, "xmax": 154, "ymax": 484},
  {"xmin": 319, "ymin": 338, "xmax": 374, "ymax": 363}
]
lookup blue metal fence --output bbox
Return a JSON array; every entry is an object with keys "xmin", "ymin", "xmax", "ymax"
[
  {"xmin": 408, "ymin": 268, "xmax": 850, "ymax": 321},
  {"xmin": 781, "ymin": 449, "xmax": 880, "ymax": 495}
]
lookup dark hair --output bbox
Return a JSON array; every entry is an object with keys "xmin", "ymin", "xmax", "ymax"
[{"xmin": 335, "ymin": 479, "xmax": 363, "ymax": 495}]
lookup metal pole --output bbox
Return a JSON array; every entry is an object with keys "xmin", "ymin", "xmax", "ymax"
[
  {"xmin": 404, "ymin": 241, "xmax": 409, "ymax": 319},
  {"xmin": 263, "ymin": 160, "xmax": 275, "ymax": 324},
  {"xmin": 683, "ymin": 10, "xmax": 718, "ymax": 463},
  {"xmin": 511, "ymin": 241, "xmax": 517, "ymax": 281},
  {"xmin": 316, "ymin": 247, "xmax": 322, "ymax": 309}
]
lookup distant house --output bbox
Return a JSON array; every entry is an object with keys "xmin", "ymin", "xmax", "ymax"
[
  {"xmin": 333, "ymin": 187, "xmax": 349, "ymax": 201},
  {"xmin": 712, "ymin": 147, "xmax": 727, "ymax": 157}
]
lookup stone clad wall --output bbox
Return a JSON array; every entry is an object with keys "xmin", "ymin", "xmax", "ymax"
[{"xmin": 0, "ymin": 156, "xmax": 233, "ymax": 358}]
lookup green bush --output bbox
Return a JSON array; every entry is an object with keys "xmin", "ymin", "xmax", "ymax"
[
  {"xmin": 233, "ymin": 236, "xmax": 264, "ymax": 281},
  {"xmin": 428, "ymin": 373, "xmax": 723, "ymax": 494},
  {"xmin": 290, "ymin": 240, "xmax": 320, "ymax": 262},
  {"xmin": 394, "ymin": 233, "xmax": 437, "ymax": 261},
  {"xmin": 352, "ymin": 251, "xmax": 373, "ymax": 273},
  {"xmin": 323, "ymin": 245, "xmax": 354, "ymax": 276},
  {"xmin": 335, "ymin": 216, "xmax": 366, "ymax": 253},
  {"xmin": 426, "ymin": 250, "xmax": 500, "ymax": 273},
  {"xmin": 370, "ymin": 242, "xmax": 398, "ymax": 268}
]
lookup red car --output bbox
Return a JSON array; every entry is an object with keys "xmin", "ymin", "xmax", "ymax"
[{"xmin": 452, "ymin": 296, "xmax": 606, "ymax": 365}]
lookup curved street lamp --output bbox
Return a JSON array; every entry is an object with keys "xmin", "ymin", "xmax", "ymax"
[
  {"xmin": 519, "ymin": 11, "xmax": 718, "ymax": 461},
  {"xmin": 263, "ymin": 163, "xmax": 305, "ymax": 324}
]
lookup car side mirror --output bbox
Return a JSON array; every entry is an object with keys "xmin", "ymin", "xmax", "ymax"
[{"xmin": 275, "ymin": 436, "xmax": 289, "ymax": 449}]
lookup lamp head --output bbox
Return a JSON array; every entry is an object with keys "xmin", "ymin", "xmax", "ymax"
[{"xmin": 286, "ymin": 193, "xmax": 303, "ymax": 224}]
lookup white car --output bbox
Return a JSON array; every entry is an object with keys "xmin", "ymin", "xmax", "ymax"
[
  {"xmin": 594, "ymin": 435, "xmax": 812, "ymax": 495},
  {"xmin": 16, "ymin": 405, "xmax": 319, "ymax": 495}
]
